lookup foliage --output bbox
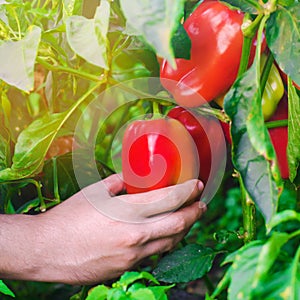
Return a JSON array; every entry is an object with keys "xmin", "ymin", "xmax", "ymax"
[
  {"xmin": 0, "ymin": 0, "xmax": 299, "ymax": 299},
  {"xmin": 80, "ymin": 271, "xmax": 174, "ymax": 300}
]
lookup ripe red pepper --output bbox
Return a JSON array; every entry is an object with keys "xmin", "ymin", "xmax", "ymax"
[
  {"xmin": 160, "ymin": 1, "xmax": 264, "ymax": 107},
  {"xmin": 160, "ymin": 1, "xmax": 244, "ymax": 107},
  {"xmin": 268, "ymin": 95, "xmax": 289, "ymax": 179},
  {"xmin": 122, "ymin": 118, "xmax": 199, "ymax": 194},
  {"xmin": 167, "ymin": 106, "xmax": 225, "ymax": 184}
]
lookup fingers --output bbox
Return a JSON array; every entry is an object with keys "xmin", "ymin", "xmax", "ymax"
[
  {"xmin": 81, "ymin": 177, "xmax": 204, "ymax": 223},
  {"xmin": 146, "ymin": 200, "xmax": 206, "ymax": 240},
  {"xmin": 121, "ymin": 179, "xmax": 204, "ymax": 219},
  {"xmin": 133, "ymin": 201, "xmax": 206, "ymax": 259},
  {"xmin": 84, "ymin": 173, "xmax": 125, "ymax": 197}
]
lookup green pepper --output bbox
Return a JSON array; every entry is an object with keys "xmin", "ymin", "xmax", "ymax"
[
  {"xmin": 261, "ymin": 54, "xmax": 285, "ymax": 121},
  {"xmin": 215, "ymin": 54, "xmax": 284, "ymax": 121}
]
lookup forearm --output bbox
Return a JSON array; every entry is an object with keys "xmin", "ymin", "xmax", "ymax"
[
  {"xmin": 0, "ymin": 213, "xmax": 43, "ymax": 281},
  {"xmin": 0, "ymin": 212, "xmax": 76, "ymax": 284}
]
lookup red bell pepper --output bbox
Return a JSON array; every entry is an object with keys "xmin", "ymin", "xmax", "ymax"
[
  {"xmin": 167, "ymin": 106, "xmax": 225, "ymax": 184},
  {"xmin": 160, "ymin": 1, "xmax": 259, "ymax": 107},
  {"xmin": 122, "ymin": 118, "xmax": 199, "ymax": 194},
  {"xmin": 268, "ymin": 95, "xmax": 289, "ymax": 179}
]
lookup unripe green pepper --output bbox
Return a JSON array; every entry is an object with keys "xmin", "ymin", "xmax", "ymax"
[
  {"xmin": 261, "ymin": 54, "xmax": 284, "ymax": 121},
  {"xmin": 215, "ymin": 55, "xmax": 284, "ymax": 121}
]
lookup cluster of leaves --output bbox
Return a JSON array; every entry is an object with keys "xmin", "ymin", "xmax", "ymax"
[
  {"xmin": 72, "ymin": 271, "xmax": 174, "ymax": 300},
  {"xmin": 0, "ymin": 0, "xmax": 299, "ymax": 299}
]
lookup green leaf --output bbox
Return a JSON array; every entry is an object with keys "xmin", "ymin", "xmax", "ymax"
[
  {"xmin": 266, "ymin": 4, "xmax": 300, "ymax": 86},
  {"xmin": 0, "ymin": 280, "xmax": 15, "ymax": 297},
  {"xmin": 16, "ymin": 197, "xmax": 40, "ymax": 213},
  {"xmin": 171, "ymin": 23, "xmax": 191, "ymax": 59},
  {"xmin": 221, "ymin": 240, "xmax": 263, "ymax": 265},
  {"xmin": 43, "ymin": 153, "xmax": 79, "ymax": 200},
  {"xmin": 107, "ymin": 288, "xmax": 127, "ymax": 300},
  {"xmin": 119, "ymin": 0, "xmax": 185, "ymax": 67},
  {"xmin": 86, "ymin": 285, "xmax": 109, "ymax": 300},
  {"xmin": 148, "ymin": 286, "xmax": 174, "ymax": 300},
  {"xmin": 0, "ymin": 25, "xmax": 41, "ymax": 91},
  {"xmin": 287, "ymin": 78, "xmax": 300, "ymax": 183},
  {"xmin": 129, "ymin": 289, "xmax": 156, "ymax": 300},
  {"xmin": 0, "ymin": 134, "xmax": 8, "ymax": 171},
  {"xmin": 252, "ymin": 232, "xmax": 290, "ymax": 289},
  {"xmin": 153, "ymin": 244, "xmax": 216, "ymax": 283},
  {"xmin": 252, "ymin": 245, "xmax": 300, "ymax": 299},
  {"xmin": 63, "ymin": 0, "xmax": 83, "ymax": 18},
  {"xmin": 223, "ymin": 0, "xmax": 261, "ymax": 14},
  {"xmin": 66, "ymin": 0, "xmax": 110, "ymax": 69},
  {"xmin": 0, "ymin": 112, "xmax": 67, "ymax": 182},
  {"xmin": 216, "ymin": 237, "xmax": 300, "ymax": 300},
  {"xmin": 278, "ymin": 0, "xmax": 298, "ymax": 7},
  {"xmin": 111, "ymin": 50, "xmax": 152, "ymax": 81},
  {"xmin": 118, "ymin": 271, "xmax": 159, "ymax": 287},
  {"xmin": 0, "ymin": 116, "xmax": 9, "ymax": 171},
  {"xmin": 226, "ymin": 243, "xmax": 263, "ymax": 300},
  {"xmin": 224, "ymin": 62, "xmax": 282, "ymax": 223},
  {"xmin": 267, "ymin": 210, "xmax": 300, "ymax": 232}
]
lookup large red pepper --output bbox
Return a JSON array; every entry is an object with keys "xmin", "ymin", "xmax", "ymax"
[
  {"xmin": 160, "ymin": 1, "xmax": 255, "ymax": 107},
  {"xmin": 122, "ymin": 118, "xmax": 199, "ymax": 194},
  {"xmin": 167, "ymin": 106, "xmax": 225, "ymax": 184}
]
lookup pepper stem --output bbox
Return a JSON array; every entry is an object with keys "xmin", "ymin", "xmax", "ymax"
[{"xmin": 152, "ymin": 101, "xmax": 162, "ymax": 116}]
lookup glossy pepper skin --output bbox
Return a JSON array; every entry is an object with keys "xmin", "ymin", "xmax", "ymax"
[
  {"xmin": 167, "ymin": 106, "xmax": 224, "ymax": 184},
  {"xmin": 122, "ymin": 118, "xmax": 199, "ymax": 194},
  {"xmin": 160, "ymin": 1, "xmax": 245, "ymax": 107}
]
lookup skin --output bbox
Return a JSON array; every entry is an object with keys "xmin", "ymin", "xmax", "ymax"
[{"xmin": 0, "ymin": 174, "xmax": 206, "ymax": 285}]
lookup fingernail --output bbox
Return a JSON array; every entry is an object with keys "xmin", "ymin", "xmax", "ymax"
[
  {"xmin": 198, "ymin": 201, "xmax": 207, "ymax": 213},
  {"xmin": 197, "ymin": 181, "xmax": 204, "ymax": 191}
]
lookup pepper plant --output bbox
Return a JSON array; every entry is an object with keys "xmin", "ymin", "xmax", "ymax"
[{"xmin": 0, "ymin": 0, "xmax": 299, "ymax": 299}]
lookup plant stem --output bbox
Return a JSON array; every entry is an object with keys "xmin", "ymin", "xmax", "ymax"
[
  {"xmin": 103, "ymin": 104, "xmax": 131, "ymax": 164},
  {"xmin": 152, "ymin": 101, "xmax": 161, "ymax": 115},
  {"xmin": 237, "ymin": 36, "xmax": 252, "ymax": 77},
  {"xmin": 79, "ymin": 285, "xmax": 90, "ymax": 300},
  {"xmin": 52, "ymin": 157, "xmax": 61, "ymax": 202},
  {"xmin": 108, "ymin": 78, "xmax": 173, "ymax": 106},
  {"xmin": 260, "ymin": 52, "xmax": 274, "ymax": 96},
  {"xmin": 238, "ymin": 174, "xmax": 256, "ymax": 243},
  {"xmin": 238, "ymin": 14, "xmax": 264, "ymax": 77},
  {"xmin": 36, "ymin": 57, "xmax": 102, "ymax": 82},
  {"xmin": 265, "ymin": 119, "xmax": 288, "ymax": 129}
]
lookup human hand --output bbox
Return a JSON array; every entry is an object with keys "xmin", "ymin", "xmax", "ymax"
[{"xmin": 0, "ymin": 174, "xmax": 205, "ymax": 285}]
